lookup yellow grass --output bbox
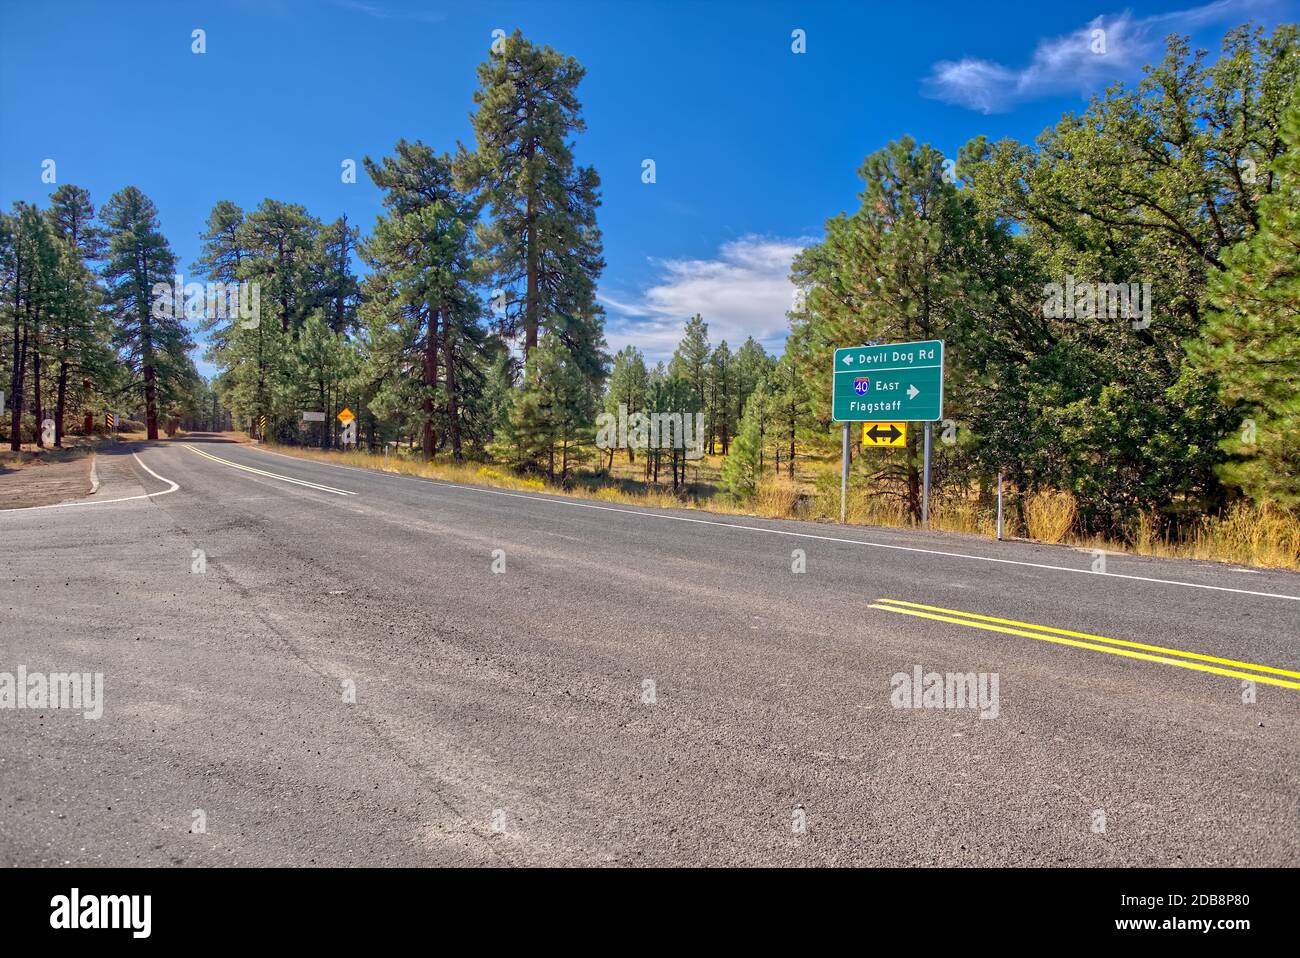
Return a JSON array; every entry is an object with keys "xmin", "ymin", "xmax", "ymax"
[
  {"xmin": 1128, "ymin": 503, "xmax": 1300, "ymax": 570},
  {"xmin": 754, "ymin": 479, "xmax": 800, "ymax": 518},
  {"xmin": 1025, "ymin": 490, "xmax": 1077, "ymax": 544}
]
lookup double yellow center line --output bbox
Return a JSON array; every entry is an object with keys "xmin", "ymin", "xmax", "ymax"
[{"xmin": 870, "ymin": 598, "xmax": 1300, "ymax": 690}]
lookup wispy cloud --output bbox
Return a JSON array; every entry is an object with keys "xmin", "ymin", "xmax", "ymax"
[
  {"xmin": 599, "ymin": 236, "xmax": 810, "ymax": 363},
  {"xmin": 922, "ymin": 0, "xmax": 1273, "ymax": 113},
  {"xmin": 328, "ymin": 0, "xmax": 446, "ymax": 24}
]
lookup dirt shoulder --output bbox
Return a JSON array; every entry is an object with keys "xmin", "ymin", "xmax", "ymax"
[{"xmin": 0, "ymin": 449, "xmax": 95, "ymax": 509}]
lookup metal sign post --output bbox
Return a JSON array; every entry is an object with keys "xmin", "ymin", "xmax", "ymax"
[
  {"xmin": 840, "ymin": 422, "xmax": 850, "ymax": 524},
  {"xmin": 922, "ymin": 422, "xmax": 932, "ymax": 528},
  {"xmin": 997, "ymin": 472, "xmax": 1004, "ymax": 541},
  {"xmin": 831, "ymin": 340, "xmax": 945, "ymax": 527}
]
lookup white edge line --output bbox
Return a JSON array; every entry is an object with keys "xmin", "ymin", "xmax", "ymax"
[
  {"xmin": 0, "ymin": 452, "xmax": 179, "ymax": 512},
  {"xmin": 247, "ymin": 445, "xmax": 1300, "ymax": 603},
  {"xmin": 182, "ymin": 444, "xmax": 354, "ymax": 496}
]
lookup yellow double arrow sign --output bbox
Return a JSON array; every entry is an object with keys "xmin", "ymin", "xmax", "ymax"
[{"xmin": 871, "ymin": 598, "xmax": 1300, "ymax": 690}]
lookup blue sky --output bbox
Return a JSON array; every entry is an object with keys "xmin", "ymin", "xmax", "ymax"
[{"xmin": 1, "ymin": 0, "xmax": 1294, "ymax": 375}]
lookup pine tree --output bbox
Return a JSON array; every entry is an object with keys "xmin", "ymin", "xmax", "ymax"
[
  {"xmin": 296, "ymin": 313, "xmax": 350, "ymax": 447},
  {"xmin": 101, "ymin": 187, "xmax": 194, "ymax": 441},
  {"xmin": 309, "ymin": 216, "xmax": 360, "ymax": 335},
  {"xmin": 3, "ymin": 205, "xmax": 61, "ymax": 448},
  {"xmin": 732, "ymin": 337, "xmax": 770, "ymax": 444},
  {"xmin": 721, "ymin": 381, "xmax": 772, "ymax": 501},
  {"xmin": 1188, "ymin": 90, "xmax": 1300, "ymax": 506},
  {"xmin": 7, "ymin": 204, "xmax": 66, "ymax": 448},
  {"xmin": 504, "ymin": 330, "xmax": 594, "ymax": 479},
  {"xmin": 604, "ymin": 345, "xmax": 648, "ymax": 464},
  {"xmin": 669, "ymin": 313, "xmax": 710, "ymax": 413},
  {"xmin": 462, "ymin": 29, "xmax": 606, "ymax": 380},
  {"xmin": 242, "ymin": 199, "xmax": 318, "ymax": 335},
  {"xmin": 767, "ymin": 350, "xmax": 808, "ymax": 481},
  {"xmin": 363, "ymin": 140, "xmax": 484, "ymax": 461},
  {"xmin": 46, "ymin": 185, "xmax": 110, "ymax": 446},
  {"xmin": 792, "ymin": 138, "xmax": 971, "ymax": 517},
  {"xmin": 707, "ymin": 340, "xmax": 732, "ymax": 454},
  {"xmin": 192, "ymin": 200, "xmax": 248, "ymax": 355}
]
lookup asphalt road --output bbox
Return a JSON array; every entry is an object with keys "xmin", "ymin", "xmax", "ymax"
[{"xmin": 2, "ymin": 436, "xmax": 1297, "ymax": 866}]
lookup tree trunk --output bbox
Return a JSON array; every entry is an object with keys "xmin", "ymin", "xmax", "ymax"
[
  {"xmin": 906, "ymin": 430, "xmax": 921, "ymax": 522},
  {"xmin": 443, "ymin": 308, "xmax": 462, "ymax": 461},
  {"xmin": 143, "ymin": 362, "xmax": 159, "ymax": 440},
  {"xmin": 9, "ymin": 311, "xmax": 25, "ymax": 451},
  {"xmin": 32, "ymin": 328, "xmax": 43, "ymax": 447},
  {"xmin": 335, "ymin": 216, "xmax": 348, "ymax": 332},
  {"xmin": 524, "ymin": 198, "xmax": 538, "ymax": 355},
  {"xmin": 54, "ymin": 358, "xmax": 68, "ymax": 446},
  {"xmin": 421, "ymin": 306, "xmax": 439, "ymax": 462}
]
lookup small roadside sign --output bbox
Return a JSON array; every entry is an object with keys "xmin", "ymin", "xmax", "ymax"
[
  {"xmin": 300, "ymin": 411, "xmax": 326, "ymax": 422},
  {"xmin": 105, "ymin": 412, "xmax": 115, "ymax": 430},
  {"xmin": 337, "ymin": 407, "xmax": 355, "ymax": 425},
  {"xmin": 863, "ymin": 422, "xmax": 907, "ymax": 447}
]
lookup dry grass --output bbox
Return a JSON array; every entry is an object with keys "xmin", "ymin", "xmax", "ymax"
[
  {"xmin": 754, "ymin": 479, "xmax": 800, "ymax": 518},
  {"xmin": 1128, "ymin": 503, "xmax": 1300, "ymax": 570},
  {"xmin": 1025, "ymin": 490, "xmax": 1078, "ymax": 544}
]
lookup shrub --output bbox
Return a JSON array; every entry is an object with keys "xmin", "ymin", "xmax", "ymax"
[{"xmin": 1025, "ymin": 490, "xmax": 1077, "ymax": 543}]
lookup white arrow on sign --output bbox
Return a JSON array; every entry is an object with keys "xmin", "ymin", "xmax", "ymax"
[
  {"xmin": 907, "ymin": 384, "xmax": 920, "ymax": 400},
  {"xmin": 842, "ymin": 355, "xmax": 854, "ymax": 365}
]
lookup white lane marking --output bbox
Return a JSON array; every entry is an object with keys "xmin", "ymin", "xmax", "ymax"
[
  {"xmin": 182, "ymin": 444, "xmax": 355, "ymax": 496},
  {"xmin": 0, "ymin": 452, "xmax": 179, "ymax": 512},
  {"xmin": 248, "ymin": 446, "xmax": 1300, "ymax": 603}
]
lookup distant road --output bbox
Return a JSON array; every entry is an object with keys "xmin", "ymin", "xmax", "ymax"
[{"xmin": 2, "ymin": 436, "xmax": 1297, "ymax": 866}]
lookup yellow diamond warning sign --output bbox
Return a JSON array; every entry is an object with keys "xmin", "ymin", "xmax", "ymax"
[{"xmin": 337, "ymin": 407, "xmax": 355, "ymax": 425}]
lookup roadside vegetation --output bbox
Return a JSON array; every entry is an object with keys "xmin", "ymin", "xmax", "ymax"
[{"xmin": 3, "ymin": 26, "xmax": 1296, "ymax": 569}]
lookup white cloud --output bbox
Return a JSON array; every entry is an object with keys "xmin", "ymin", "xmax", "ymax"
[
  {"xmin": 599, "ymin": 235, "xmax": 811, "ymax": 364},
  {"xmin": 922, "ymin": 0, "xmax": 1271, "ymax": 113},
  {"xmin": 328, "ymin": 0, "xmax": 447, "ymax": 23}
]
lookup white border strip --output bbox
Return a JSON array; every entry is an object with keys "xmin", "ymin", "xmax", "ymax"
[{"xmin": 0, "ymin": 452, "xmax": 179, "ymax": 513}]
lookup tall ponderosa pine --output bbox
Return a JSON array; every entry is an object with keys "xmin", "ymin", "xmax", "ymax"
[
  {"xmin": 2, "ymin": 204, "xmax": 61, "ymax": 448},
  {"xmin": 102, "ymin": 187, "xmax": 194, "ymax": 440},
  {"xmin": 364, "ymin": 140, "xmax": 485, "ymax": 461},
  {"xmin": 46, "ymin": 185, "xmax": 111, "ymax": 446},
  {"xmin": 463, "ymin": 29, "xmax": 606, "ymax": 382}
]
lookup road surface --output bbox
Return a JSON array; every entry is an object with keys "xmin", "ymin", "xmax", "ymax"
[{"xmin": 2, "ymin": 437, "xmax": 1297, "ymax": 866}]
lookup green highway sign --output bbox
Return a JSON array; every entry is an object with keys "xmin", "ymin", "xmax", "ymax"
[{"xmin": 832, "ymin": 340, "xmax": 944, "ymax": 422}]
